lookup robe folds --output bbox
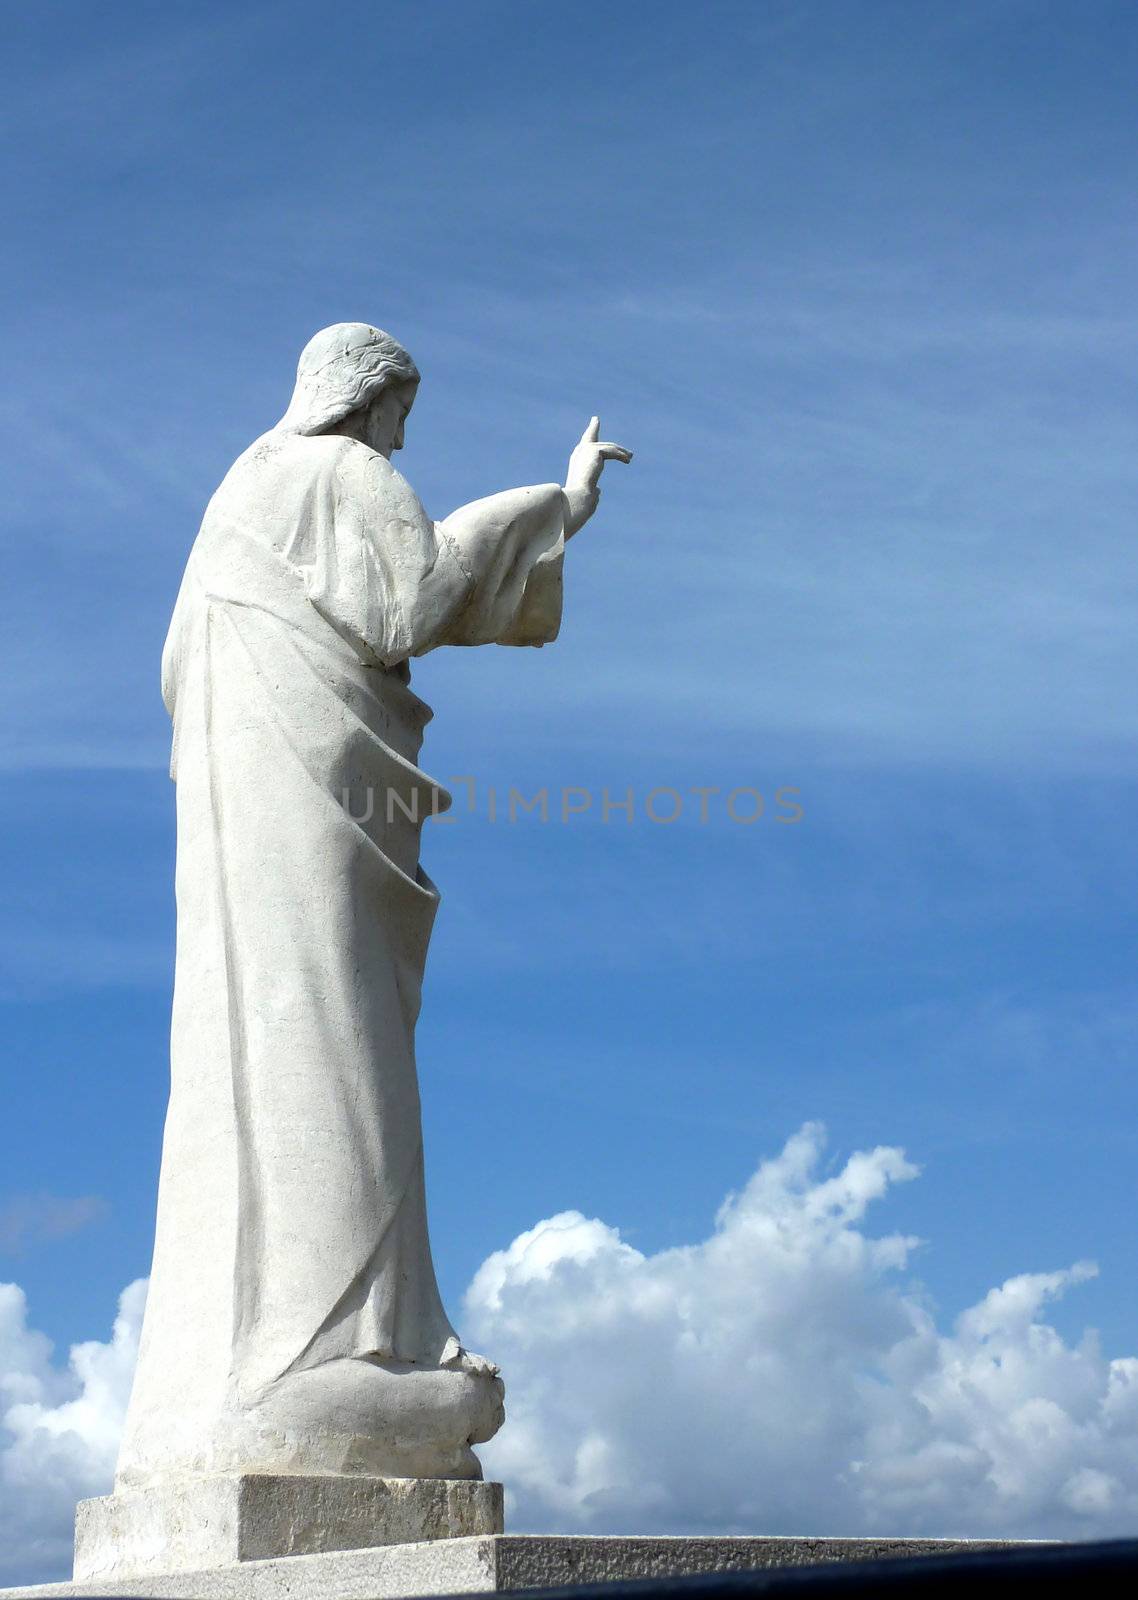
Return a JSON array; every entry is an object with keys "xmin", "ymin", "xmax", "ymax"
[{"xmin": 117, "ymin": 433, "xmax": 565, "ymax": 1485}]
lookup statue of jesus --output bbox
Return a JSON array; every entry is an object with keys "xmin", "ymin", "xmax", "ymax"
[{"xmin": 117, "ymin": 323, "xmax": 631, "ymax": 1488}]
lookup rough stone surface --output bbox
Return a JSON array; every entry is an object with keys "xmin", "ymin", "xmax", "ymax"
[
  {"xmin": 2, "ymin": 1533, "xmax": 1031, "ymax": 1600},
  {"xmin": 73, "ymin": 1476, "xmax": 504, "ymax": 1581}
]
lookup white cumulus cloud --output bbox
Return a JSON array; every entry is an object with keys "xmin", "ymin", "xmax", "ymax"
[
  {"xmin": 0, "ymin": 1280, "xmax": 145, "ymax": 1585},
  {"xmin": 466, "ymin": 1124, "xmax": 1138, "ymax": 1542},
  {"xmin": 6, "ymin": 1126, "xmax": 1138, "ymax": 1585}
]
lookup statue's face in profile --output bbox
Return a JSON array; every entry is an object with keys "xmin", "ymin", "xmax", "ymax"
[{"xmin": 364, "ymin": 379, "xmax": 418, "ymax": 458}]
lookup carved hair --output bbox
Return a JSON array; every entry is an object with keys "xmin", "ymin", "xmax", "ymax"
[{"xmin": 275, "ymin": 323, "xmax": 420, "ymax": 436}]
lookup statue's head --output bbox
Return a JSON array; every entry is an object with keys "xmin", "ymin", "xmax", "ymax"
[{"xmin": 276, "ymin": 323, "xmax": 420, "ymax": 457}]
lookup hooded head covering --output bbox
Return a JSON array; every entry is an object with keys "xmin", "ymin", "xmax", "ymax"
[{"xmin": 275, "ymin": 323, "xmax": 420, "ymax": 436}]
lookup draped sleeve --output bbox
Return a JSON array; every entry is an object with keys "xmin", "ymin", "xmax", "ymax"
[
  {"xmin": 297, "ymin": 442, "xmax": 566, "ymax": 662},
  {"xmin": 430, "ymin": 485, "xmax": 565, "ymax": 650}
]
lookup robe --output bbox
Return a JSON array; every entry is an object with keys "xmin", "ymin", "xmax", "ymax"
[{"xmin": 116, "ymin": 431, "xmax": 565, "ymax": 1485}]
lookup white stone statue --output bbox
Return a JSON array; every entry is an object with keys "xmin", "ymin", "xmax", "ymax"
[{"xmin": 118, "ymin": 324, "xmax": 631, "ymax": 1489}]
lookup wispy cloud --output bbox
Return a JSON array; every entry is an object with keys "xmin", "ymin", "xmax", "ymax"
[{"xmin": 0, "ymin": 1194, "xmax": 107, "ymax": 1256}]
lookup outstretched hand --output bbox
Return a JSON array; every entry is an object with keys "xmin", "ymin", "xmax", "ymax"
[{"xmin": 564, "ymin": 416, "xmax": 633, "ymax": 537}]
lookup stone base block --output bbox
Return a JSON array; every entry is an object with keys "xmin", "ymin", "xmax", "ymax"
[
  {"xmin": 3, "ymin": 1533, "xmax": 1030, "ymax": 1599},
  {"xmin": 72, "ymin": 1475, "xmax": 503, "ymax": 1581}
]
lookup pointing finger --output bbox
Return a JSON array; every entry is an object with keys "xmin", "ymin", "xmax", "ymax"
[{"xmin": 599, "ymin": 442, "xmax": 633, "ymax": 463}]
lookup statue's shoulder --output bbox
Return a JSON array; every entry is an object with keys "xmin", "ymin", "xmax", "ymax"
[
  {"xmin": 227, "ymin": 433, "xmax": 409, "ymax": 493},
  {"xmin": 207, "ymin": 434, "xmax": 428, "ymax": 534},
  {"xmin": 224, "ymin": 430, "xmax": 355, "ymax": 485},
  {"xmin": 326, "ymin": 440, "xmax": 430, "ymax": 527},
  {"xmin": 208, "ymin": 433, "xmax": 355, "ymax": 512}
]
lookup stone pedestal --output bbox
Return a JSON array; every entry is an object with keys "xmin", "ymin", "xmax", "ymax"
[
  {"xmin": 0, "ymin": 1469, "xmax": 1032, "ymax": 1600},
  {"xmin": 1, "ymin": 1533, "xmax": 1029, "ymax": 1599},
  {"xmin": 73, "ymin": 1475, "xmax": 502, "ymax": 1583}
]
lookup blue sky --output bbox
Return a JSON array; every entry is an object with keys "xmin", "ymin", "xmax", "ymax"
[{"xmin": 3, "ymin": 0, "xmax": 1138, "ymax": 1569}]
